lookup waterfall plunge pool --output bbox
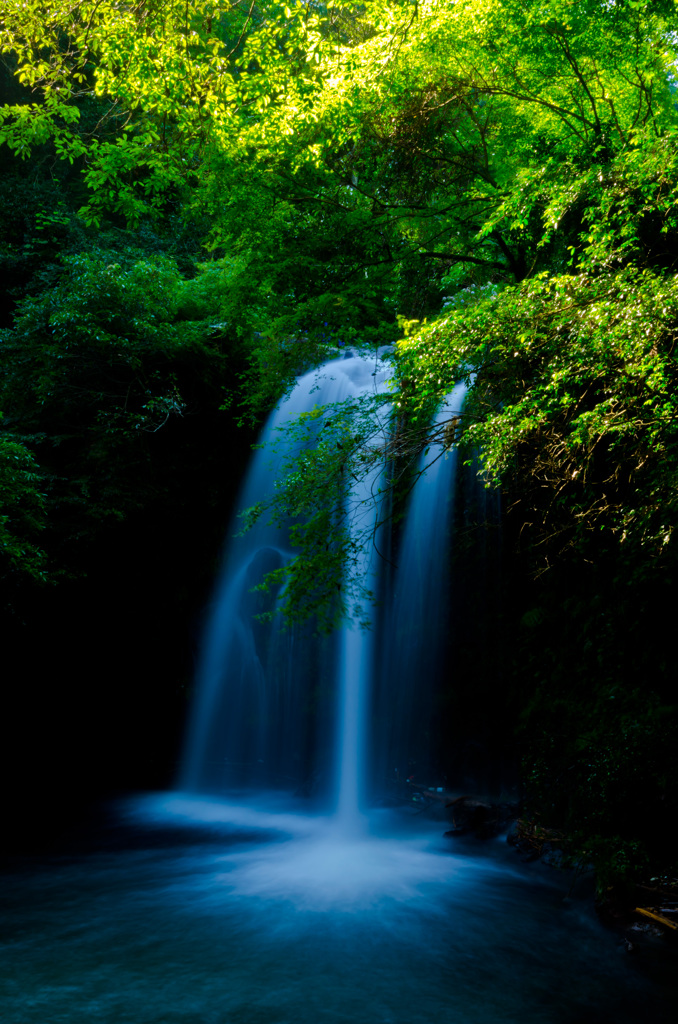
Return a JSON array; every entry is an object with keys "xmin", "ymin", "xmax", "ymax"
[{"xmin": 1, "ymin": 792, "xmax": 675, "ymax": 1024}]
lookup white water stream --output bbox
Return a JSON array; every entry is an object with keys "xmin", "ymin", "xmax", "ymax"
[{"xmin": 181, "ymin": 353, "xmax": 391, "ymax": 817}]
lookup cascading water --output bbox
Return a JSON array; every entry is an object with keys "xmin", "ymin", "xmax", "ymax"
[
  {"xmin": 180, "ymin": 352, "xmax": 391, "ymax": 818},
  {"xmin": 6, "ymin": 367, "xmax": 676, "ymax": 1024},
  {"xmin": 333, "ymin": 422, "xmax": 388, "ymax": 829},
  {"xmin": 181, "ymin": 356, "xmax": 470, "ymax": 817},
  {"xmin": 371, "ymin": 382, "xmax": 467, "ymax": 797}
]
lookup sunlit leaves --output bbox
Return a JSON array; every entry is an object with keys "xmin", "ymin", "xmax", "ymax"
[
  {"xmin": 398, "ymin": 254, "xmax": 678, "ymax": 558},
  {"xmin": 0, "ymin": 0, "xmax": 329, "ymax": 223},
  {"xmin": 3, "ymin": 0, "xmax": 678, "ymax": 592}
]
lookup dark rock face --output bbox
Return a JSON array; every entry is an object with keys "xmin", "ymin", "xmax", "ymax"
[{"xmin": 444, "ymin": 796, "xmax": 519, "ymax": 839}]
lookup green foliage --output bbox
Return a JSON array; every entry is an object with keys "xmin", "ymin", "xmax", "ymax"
[
  {"xmin": 579, "ymin": 837, "xmax": 649, "ymax": 895},
  {"xmin": 513, "ymin": 564, "xmax": 678, "ymax": 886},
  {"xmin": 398, "ymin": 123, "xmax": 678, "ymax": 565},
  {"xmin": 0, "ymin": 248, "xmax": 238, "ymax": 561},
  {"xmin": 4, "ymin": 0, "xmax": 674, "ymax": 612},
  {"xmin": 0, "ymin": 0, "xmax": 329, "ymax": 224},
  {"xmin": 192, "ymin": 157, "xmax": 403, "ymax": 419},
  {"xmin": 241, "ymin": 390, "xmax": 393, "ymax": 632},
  {"xmin": 0, "ymin": 431, "xmax": 47, "ymax": 580},
  {"xmin": 4, "ymin": 251, "xmax": 204, "ymax": 423}
]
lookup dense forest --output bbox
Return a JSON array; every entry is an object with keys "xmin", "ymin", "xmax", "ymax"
[{"xmin": 1, "ymin": 0, "xmax": 677, "ymax": 897}]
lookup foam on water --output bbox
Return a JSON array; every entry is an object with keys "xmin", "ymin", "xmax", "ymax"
[
  {"xmin": 2, "ymin": 794, "xmax": 675, "ymax": 1024},
  {"xmin": 125, "ymin": 793, "xmax": 502, "ymax": 912}
]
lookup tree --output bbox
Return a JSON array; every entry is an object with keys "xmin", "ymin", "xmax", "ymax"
[
  {"xmin": 4, "ymin": 0, "xmax": 678, "ymax": 610},
  {"xmin": 0, "ymin": 248, "xmax": 247, "ymax": 574},
  {"xmin": 0, "ymin": 431, "xmax": 46, "ymax": 581}
]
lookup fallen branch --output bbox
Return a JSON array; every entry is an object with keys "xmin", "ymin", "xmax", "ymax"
[{"xmin": 634, "ymin": 907, "xmax": 678, "ymax": 931}]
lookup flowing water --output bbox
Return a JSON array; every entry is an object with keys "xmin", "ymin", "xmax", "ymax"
[
  {"xmin": 1, "ymin": 793, "xmax": 675, "ymax": 1024},
  {"xmin": 3, "ymin": 357, "xmax": 675, "ymax": 1022},
  {"xmin": 371, "ymin": 383, "xmax": 467, "ymax": 793},
  {"xmin": 180, "ymin": 354, "xmax": 466, "ymax": 813},
  {"xmin": 181, "ymin": 352, "xmax": 392, "ymax": 810}
]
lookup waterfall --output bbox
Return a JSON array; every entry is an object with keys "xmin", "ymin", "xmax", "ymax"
[
  {"xmin": 333, "ymin": 430, "xmax": 387, "ymax": 829},
  {"xmin": 371, "ymin": 383, "xmax": 467, "ymax": 799},
  {"xmin": 180, "ymin": 353, "xmax": 390, "ymax": 813},
  {"xmin": 181, "ymin": 356, "xmax": 464, "ymax": 820}
]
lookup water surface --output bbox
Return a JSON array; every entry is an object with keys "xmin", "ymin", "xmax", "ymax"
[{"xmin": 1, "ymin": 794, "xmax": 675, "ymax": 1024}]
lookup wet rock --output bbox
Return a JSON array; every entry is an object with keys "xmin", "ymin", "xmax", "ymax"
[
  {"xmin": 540, "ymin": 842, "xmax": 565, "ymax": 868},
  {"xmin": 444, "ymin": 796, "xmax": 519, "ymax": 839},
  {"xmin": 506, "ymin": 817, "xmax": 567, "ymax": 862}
]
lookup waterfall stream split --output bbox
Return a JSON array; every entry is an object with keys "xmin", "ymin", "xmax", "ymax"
[{"xmin": 180, "ymin": 354, "xmax": 465, "ymax": 822}]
